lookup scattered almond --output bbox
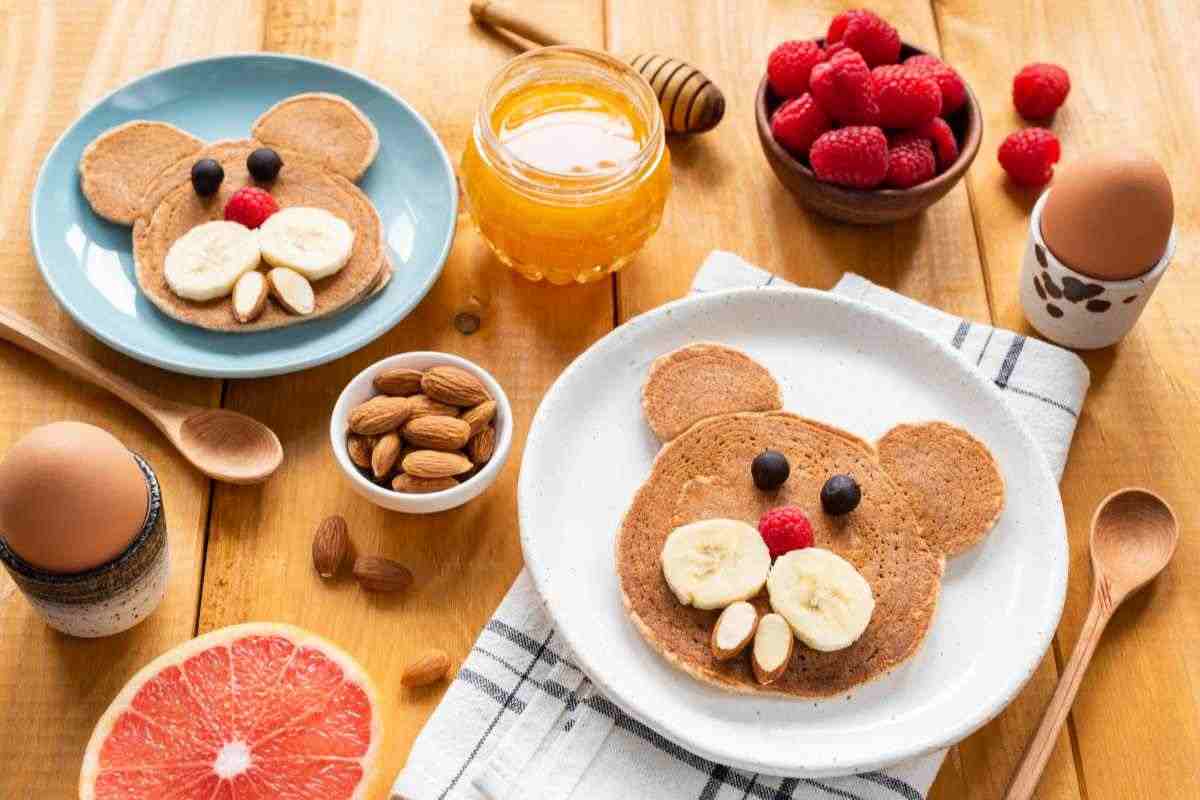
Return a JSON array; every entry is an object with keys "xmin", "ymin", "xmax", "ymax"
[
  {"xmin": 403, "ymin": 415, "xmax": 471, "ymax": 451},
  {"xmin": 711, "ymin": 601, "xmax": 758, "ymax": 661},
  {"xmin": 421, "ymin": 366, "xmax": 490, "ymax": 406},
  {"xmin": 374, "ymin": 367, "xmax": 424, "ymax": 397},
  {"xmin": 371, "ymin": 431, "xmax": 401, "ymax": 479},
  {"xmin": 407, "ymin": 394, "xmax": 461, "ymax": 420},
  {"xmin": 751, "ymin": 613, "xmax": 794, "ymax": 685},
  {"xmin": 460, "ymin": 400, "xmax": 497, "ymax": 436},
  {"xmin": 232, "ymin": 270, "xmax": 268, "ymax": 323},
  {"xmin": 467, "ymin": 426, "xmax": 496, "ymax": 465},
  {"xmin": 352, "ymin": 555, "xmax": 413, "ymax": 592},
  {"xmin": 267, "ymin": 267, "xmax": 315, "ymax": 315},
  {"xmin": 312, "ymin": 515, "xmax": 350, "ymax": 578},
  {"xmin": 402, "ymin": 450, "xmax": 473, "ymax": 479},
  {"xmin": 392, "ymin": 474, "xmax": 458, "ymax": 493},
  {"xmin": 346, "ymin": 433, "xmax": 375, "ymax": 470},
  {"xmin": 401, "ymin": 648, "xmax": 451, "ymax": 688},
  {"xmin": 348, "ymin": 396, "xmax": 411, "ymax": 435}
]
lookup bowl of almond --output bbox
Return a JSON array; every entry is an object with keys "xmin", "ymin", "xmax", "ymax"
[{"xmin": 330, "ymin": 352, "xmax": 512, "ymax": 513}]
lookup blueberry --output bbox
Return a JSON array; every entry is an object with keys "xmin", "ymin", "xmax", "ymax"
[
  {"xmin": 751, "ymin": 450, "xmax": 790, "ymax": 491},
  {"xmin": 820, "ymin": 474, "xmax": 861, "ymax": 515},
  {"xmin": 247, "ymin": 148, "xmax": 283, "ymax": 182},
  {"xmin": 190, "ymin": 158, "xmax": 224, "ymax": 196}
]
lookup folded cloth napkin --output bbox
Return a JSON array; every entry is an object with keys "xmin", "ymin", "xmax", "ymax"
[{"xmin": 392, "ymin": 250, "xmax": 1091, "ymax": 800}]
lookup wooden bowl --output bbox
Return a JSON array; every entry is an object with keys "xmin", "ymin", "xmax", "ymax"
[{"xmin": 755, "ymin": 42, "xmax": 982, "ymax": 225}]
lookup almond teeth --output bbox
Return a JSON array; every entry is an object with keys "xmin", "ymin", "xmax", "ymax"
[
  {"xmin": 421, "ymin": 366, "xmax": 490, "ymax": 407},
  {"xmin": 751, "ymin": 613, "xmax": 794, "ymax": 685},
  {"xmin": 374, "ymin": 367, "xmax": 424, "ymax": 397},
  {"xmin": 267, "ymin": 267, "xmax": 315, "ymax": 315},
  {"xmin": 711, "ymin": 601, "xmax": 758, "ymax": 661},
  {"xmin": 402, "ymin": 450, "xmax": 473, "ymax": 479},
  {"xmin": 348, "ymin": 396, "xmax": 411, "ymax": 435},
  {"xmin": 403, "ymin": 415, "xmax": 471, "ymax": 451},
  {"xmin": 232, "ymin": 270, "xmax": 269, "ymax": 323}
]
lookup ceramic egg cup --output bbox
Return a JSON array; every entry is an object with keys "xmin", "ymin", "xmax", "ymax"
[
  {"xmin": 1021, "ymin": 190, "xmax": 1177, "ymax": 350},
  {"xmin": 331, "ymin": 353, "xmax": 512, "ymax": 513},
  {"xmin": 0, "ymin": 454, "xmax": 168, "ymax": 637}
]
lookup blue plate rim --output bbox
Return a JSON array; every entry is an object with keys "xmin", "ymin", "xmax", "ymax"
[{"xmin": 29, "ymin": 52, "xmax": 458, "ymax": 379}]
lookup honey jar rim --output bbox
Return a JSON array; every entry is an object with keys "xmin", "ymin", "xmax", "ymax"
[{"xmin": 473, "ymin": 45, "xmax": 666, "ymax": 201}]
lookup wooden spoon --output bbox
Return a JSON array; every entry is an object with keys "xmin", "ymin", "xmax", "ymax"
[
  {"xmin": 1005, "ymin": 488, "xmax": 1178, "ymax": 800},
  {"xmin": 0, "ymin": 308, "xmax": 282, "ymax": 484}
]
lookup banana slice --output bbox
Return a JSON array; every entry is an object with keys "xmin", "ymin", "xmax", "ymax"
[
  {"xmin": 258, "ymin": 206, "xmax": 355, "ymax": 281},
  {"xmin": 163, "ymin": 221, "xmax": 262, "ymax": 302},
  {"xmin": 766, "ymin": 548, "xmax": 874, "ymax": 652},
  {"xmin": 661, "ymin": 519, "xmax": 771, "ymax": 610}
]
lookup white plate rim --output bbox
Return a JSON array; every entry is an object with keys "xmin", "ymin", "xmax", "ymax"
[{"xmin": 518, "ymin": 286, "xmax": 1068, "ymax": 777}]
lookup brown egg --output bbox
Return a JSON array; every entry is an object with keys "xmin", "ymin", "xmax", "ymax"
[
  {"xmin": 0, "ymin": 422, "xmax": 148, "ymax": 574},
  {"xmin": 1041, "ymin": 150, "xmax": 1174, "ymax": 281}
]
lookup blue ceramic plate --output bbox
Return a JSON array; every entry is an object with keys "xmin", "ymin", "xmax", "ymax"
[{"xmin": 31, "ymin": 54, "xmax": 457, "ymax": 378}]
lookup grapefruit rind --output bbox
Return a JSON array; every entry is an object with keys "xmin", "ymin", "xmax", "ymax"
[{"xmin": 79, "ymin": 622, "xmax": 381, "ymax": 800}]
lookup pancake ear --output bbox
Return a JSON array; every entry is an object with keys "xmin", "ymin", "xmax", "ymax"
[
  {"xmin": 79, "ymin": 121, "xmax": 204, "ymax": 225},
  {"xmin": 642, "ymin": 343, "xmax": 783, "ymax": 441},
  {"xmin": 251, "ymin": 93, "xmax": 380, "ymax": 181},
  {"xmin": 876, "ymin": 422, "xmax": 1006, "ymax": 557}
]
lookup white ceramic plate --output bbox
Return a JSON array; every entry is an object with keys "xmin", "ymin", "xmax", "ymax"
[{"xmin": 518, "ymin": 288, "xmax": 1067, "ymax": 777}]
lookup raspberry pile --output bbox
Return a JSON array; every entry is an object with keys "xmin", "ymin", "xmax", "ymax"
[{"xmin": 765, "ymin": 9, "xmax": 969, "ymax": 191}]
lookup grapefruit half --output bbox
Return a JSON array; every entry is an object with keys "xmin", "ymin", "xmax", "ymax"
[{"xmin": 79, "ymin": 623, "xmax": 381, "ymax": 800}]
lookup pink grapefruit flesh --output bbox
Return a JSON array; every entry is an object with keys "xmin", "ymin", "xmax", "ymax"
[{"xmin": 80, "ymin": 623, "xmax": 381, "ymax": 800}]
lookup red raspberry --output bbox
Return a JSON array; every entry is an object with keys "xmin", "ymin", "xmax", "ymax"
[
  {"xmin": 758, "ymin": 506, "xmax": 815, "ymax": 559},
  {"xmin": 885, "ymin": 138, "xmax": 936, "ymax": 188},
  {"xmin": 900, "ymin": 117, "xmax": 959, "ymax": 170},
  {"xmin": 872, "ymin": 65, "xmax": 941, "ymax": 128},
  {"xmin": 904, "ymin": 54, "xmax": 967, "ymax": 115},
  {"xmin": 223, "ymin": 186, "xmax": 278, "ymax": 229},
  {"xmin": 823, "ymin": 41, "xmax": 852, "ymax": 60},
  {"xmin": 998, "ymin": 128, "xmax": 1061, "ymax": 187},
  {"xmin": 810, "ymin": 49, "xmax": 878, "ymax": 125},
  {"xmin": 810, "ymin": 126, "xmax": 889, "ymax": 189},
  {"xmin": 1012, "ymin": 63, "xmax": 1070, "ymax": 120},
  {"xmin": 767, "ymin": 40, "xmax": 825, "ymax": 98},
  {"xmin": 771, "ymin": 94, "xmax": 832, "ymax": 158},
  {"xmin": 826, "ymin": 9, "xmax": 901, "ymax": 67}
]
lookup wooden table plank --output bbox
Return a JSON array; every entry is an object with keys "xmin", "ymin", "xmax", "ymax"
[
  {"xmin": 605, "ymin": 3, "xmax": 1081, "ymax": 799},
  {"xmin": 0, "ymin": 2, "xmax": 262, "ymax": 797},
  {"xmin": 936, "ymin": 2, "xmax": 1200, "ymax": 798},
  {"xmin": 196, "ymin": 3, "xmax": 611, "ymax": 798}
]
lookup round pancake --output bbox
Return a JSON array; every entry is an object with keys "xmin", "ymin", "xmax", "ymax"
[
  {"xmin": 132, "ymin": 140, "xmax": 384, "ymax": 332},
  {"xmin": 877, "ymin": 422, "xmax": 1005, "ymax": 557},
  {"xmin": 79, "ymin": 121, "xmax": 203, "ymax": 225},
  {"xmin": 642, "ymin": 343, "xmax": 782, "ymax": 441},
  {"xmin": 251, "ymin": 93, "xmax": 379, "ymax": 181},
  {"xmin": 617, "ymin": 411, "xmax": 943, "ymax": 697}
]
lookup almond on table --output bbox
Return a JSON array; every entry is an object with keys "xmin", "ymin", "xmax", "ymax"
[
  {"xmin": 312, "ymin": 515, "xmax": 350, "ymax": 578},
  {"xmin": 352, "ymin": 555, "xmax": 413, "ymax": 592},
  {"xmin": 401, "ymin": 649, "xmax": 451, "ymax": 688}
]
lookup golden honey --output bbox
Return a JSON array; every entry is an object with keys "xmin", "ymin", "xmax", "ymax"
[{"xmin": 461, "ymin": 47, "xmax": 671, "ymax": 285}]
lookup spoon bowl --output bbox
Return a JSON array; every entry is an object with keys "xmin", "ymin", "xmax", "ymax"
[
  {"xmin": 174, "ymin": 409, "xmax": 283, "ymax": 485},
  {"xmin": 1090, "ymin": 488, "xmax": 1178, "ymax": 599}
]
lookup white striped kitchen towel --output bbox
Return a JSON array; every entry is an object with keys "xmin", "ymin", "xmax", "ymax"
[{"xmin": 392, "ymin": 250, "xmax": 1091, "ymax": 800}]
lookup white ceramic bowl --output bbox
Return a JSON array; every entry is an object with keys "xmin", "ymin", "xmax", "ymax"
[{"xmin": 331, "ymin": 352, "xmax": 512, "ymax": 513}]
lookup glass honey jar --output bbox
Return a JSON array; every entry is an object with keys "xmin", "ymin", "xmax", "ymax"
[{"xmin": 461, "ymin": 46, "xmax": 672, "ymax": 285}]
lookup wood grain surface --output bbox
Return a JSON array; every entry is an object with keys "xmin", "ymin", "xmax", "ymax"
[{"xmin": 0, "ymin": 2, "xmax": 1196, "ymax": 799}]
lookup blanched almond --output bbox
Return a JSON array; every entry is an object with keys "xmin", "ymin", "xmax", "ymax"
[
  {"xmin": 751, "ymin": 613, "xmax": 794, "ymax": 685},
  {"xmin": 710, "ymin": 601, "xmax": 758, "ymax": 661},
  {"xmin": 403, "ymin": 415, "xmax": 471, "ymax": 451},
  {"xmin": 267, "ymin": 267, "xmax": 315, "ymax": 315},
  {"xmin": 371, "ymin": 431, "xmax": 401, "ymax": 479},
  {"xmin": 421, "ymin": 366, "xmax": 490, "ymax": 406},
  {"xmin": 232, "ymin": 270, "xmax": 268, "ymax": 323}
]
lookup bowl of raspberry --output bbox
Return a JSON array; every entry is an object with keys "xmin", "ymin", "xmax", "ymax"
[{"xmin": 756, "ymin": 10, "xmax": 982, "ymax": 225}]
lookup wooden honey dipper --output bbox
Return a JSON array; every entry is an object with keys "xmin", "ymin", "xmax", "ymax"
[{"xmin": 469, "ymin": 0, "xmax": 725, "ymax": 134}]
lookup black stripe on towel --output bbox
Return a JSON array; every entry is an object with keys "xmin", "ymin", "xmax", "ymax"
[
  {"xmin": 994, "ymin": 335, "xmax": 1026, "ymax": 388},
  {"xmin": 951, "ymin": 320, "xmax": 971, "ymax": 349}
]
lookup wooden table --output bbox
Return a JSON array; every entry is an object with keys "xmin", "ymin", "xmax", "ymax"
[{"xmin": 1, "ymin": 2, "xmax": 1196, "ymax": 798}]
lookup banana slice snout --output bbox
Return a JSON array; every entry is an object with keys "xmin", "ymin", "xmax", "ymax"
[
  {"xmin": 259, "ymin": 206, "xmax": 355, "ymax": 281},
  {"xmin": 766, "ymin": 548, "xmax": 874, "ymax": 652},
  {"xmin": 661, "ymin": 519, "xmax": 771, "ymax": 610},
  {"xmin": 164, "ymin": 220, "xmax": 262, "ymax": 302}
]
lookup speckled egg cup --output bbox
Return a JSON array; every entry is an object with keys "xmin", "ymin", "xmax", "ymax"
[
  {"xmin": 1021, "ymin": 189, "xmax": 1176, "ymax": 350},
  {"xmin": 0, "ymin": 453, "xmax": 168, "ymax": 637}
]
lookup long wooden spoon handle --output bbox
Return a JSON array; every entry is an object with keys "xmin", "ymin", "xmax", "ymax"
[
  {"xmin": 469, "ymin": 0, "xmax": 568, "ymax": 47},
  {"xmin": 0, "ymin": 306, "xmax": 170, "ymax": 422},
  {"xmin": 1004, "ymin": 588, "xmax": 1112, "ymax": 800}
]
